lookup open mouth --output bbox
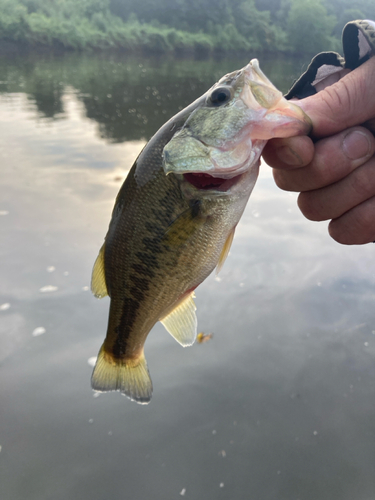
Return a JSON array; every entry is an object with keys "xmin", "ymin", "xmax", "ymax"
[{"xmin": 183, "ymin": 173, "xmax": 239, "ymax": 191}]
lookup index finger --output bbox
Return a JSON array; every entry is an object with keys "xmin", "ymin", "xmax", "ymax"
[{"xmin": 262, "ymin": 135, "xmax": 314, "ymax": 170}]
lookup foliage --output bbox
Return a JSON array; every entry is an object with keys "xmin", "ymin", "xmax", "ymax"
[
  {"xmin": 0, "ymin": 0, "xmax": 28, "ymax": 41},
  {"xmin": 0, "ymin": 0, "xmax": 374, "ymax": 54},
  {"xmin": 286, "ymin": 0, "xmax": 337, "ymax": 54},
  {"xmin": 332, "ymin": 8, "xmax": 366, "ymax": 36}
]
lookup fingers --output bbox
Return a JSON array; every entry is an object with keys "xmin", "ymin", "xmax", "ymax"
[
  {"xmin": 272, "ymin": 127, "xmax": 375, "ymax": 192},
  {"xmin": 267, "ymin": 126, "xmax": 375, "ymax": 246},
  {"xmin": 262, "ymin": 135, "xmax": 314, "ymax": 170},
  {"xmin": 298, "ymin": 153, "xmax": 375, "ymax": 221},
  {"xmin": 328, "ymin": 196, "xmax": 375, "ymax": 245},
  {"xmin": 298, "ymin": 57, "xmax": 375, "ymax": 138}
]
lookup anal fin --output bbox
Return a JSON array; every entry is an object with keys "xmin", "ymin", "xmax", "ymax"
[
  {"xmin": 160, "ymin": 292, "xmax": 197, "ymax": 347},
  {"xmin": 91, "ymin": 243, "xmax": 108, "ymax": 298},
  {"xmin": 91, "ymin": 345, "xmax": 153, "ymax": 404}
]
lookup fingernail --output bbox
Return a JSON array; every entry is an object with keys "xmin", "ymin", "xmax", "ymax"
[
  {"xmin": 342, "ymin": 130, "xmax": 372, "ymax": 160},
  {"xmin": 276, "ymin": 146, "xmax": 304, "ymax": 166}
]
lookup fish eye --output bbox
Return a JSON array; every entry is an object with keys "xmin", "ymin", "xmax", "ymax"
[{"xmin": 209, "ymin": 86, "xmax": 232, "ymax": 106}]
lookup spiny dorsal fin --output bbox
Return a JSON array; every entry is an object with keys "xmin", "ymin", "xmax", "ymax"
[
  {"xmin": 91, "ymin": 243, "xmax": 108, "ymax": 298},
  {"xmin": 91, "ymin": 345, "xmax": 153, "ymax": 405},
  {"xmin": 160, "ymin": 292, "xmax": 197, "ymax": 347},
  {"xmin": 216, "ymin": 227, "xmax": 235, "ymax": 274}
]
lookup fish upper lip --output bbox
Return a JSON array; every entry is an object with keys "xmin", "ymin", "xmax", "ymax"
[{"xmin": 173, "ymin": 135, "xmax": 258, "ymax": 180}]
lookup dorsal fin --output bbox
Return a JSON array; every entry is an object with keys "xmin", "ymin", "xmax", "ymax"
[
  {"xmin": 216, "ymin": 227, "xmax": 235, "ymax": 274},
  {"xmin": 91, "ymin": 243, "xmax": 108, "ymax": 298},
  {"xmin": 160, "ymin": 292, "xmax": 197, "ymax": 347}
]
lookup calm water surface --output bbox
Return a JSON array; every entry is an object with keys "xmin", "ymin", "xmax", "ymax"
[{"xmin": 0, "ymin": 52, "xmax": 374, "ymax": 500}]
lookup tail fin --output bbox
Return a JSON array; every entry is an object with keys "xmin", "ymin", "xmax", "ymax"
[{"xmin": 91, "ymin": 345, "xmax": 153, "ymax": 404}]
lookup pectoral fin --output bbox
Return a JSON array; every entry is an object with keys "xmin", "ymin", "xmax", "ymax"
[
  {"xmin": 163, "ymin": 201, "xmax": 206, "ymax": 248},
  {"xmin": 160, "ymin": 292, "xmax": 197, "ymax": 347},
  {"xmin": 216, "ymin": 227, "xmax": 235, "ymax": 274},
  {"xmin": 91, "ymin": 243, "xmax": 108, "ymax": 298}
]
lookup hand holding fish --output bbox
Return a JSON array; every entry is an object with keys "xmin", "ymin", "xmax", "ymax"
[{"xmin": 263, "ymin": 56, "xmax": 375, "ymax": 245}]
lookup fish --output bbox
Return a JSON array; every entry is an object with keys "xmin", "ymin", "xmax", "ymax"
[{"xmin": 90, "ymin": 59, "xmax": 311, "ymax": 404}]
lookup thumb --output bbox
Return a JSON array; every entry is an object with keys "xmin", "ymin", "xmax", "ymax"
[{"xmin": 296, "ymin": 56, "xmax": 375, "ymax": 138}]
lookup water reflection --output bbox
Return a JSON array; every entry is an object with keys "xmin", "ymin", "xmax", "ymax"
[
  {"xmin": 0, "ymin": 52, "xmax": 374, "ymax": 500},
  {"xmin": 0, "ymin": 52, "xmax": 307, "ymax": 141}
]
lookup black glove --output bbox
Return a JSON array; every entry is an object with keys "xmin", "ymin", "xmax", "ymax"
[{"xmin": 285, "ymin": 20, "xmax": 375, "ymax": 100}]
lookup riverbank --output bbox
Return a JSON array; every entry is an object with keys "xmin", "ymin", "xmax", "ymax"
[
  {"xmin": 0, "ymin": 0, "xmax": 344, "ymax": 57},
  {"xmin": 0, "ymin": 24, "xmax": 284, "ymax": 57}
]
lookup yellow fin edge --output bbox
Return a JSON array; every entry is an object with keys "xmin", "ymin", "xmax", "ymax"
[
  {"xmin": 91, "ymin": 345, "xmax": 153, "ymax": 405},
  {"xmin": 91, "ymin": 243, "xmax": 108, "ymax": 299},
  {"xmin": 160, "ymin": 292, "xmax": 197, "ymax": 347}
]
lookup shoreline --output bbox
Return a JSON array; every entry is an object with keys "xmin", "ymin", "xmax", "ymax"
[{"xmin": 0, "ymin": 39, "xmax": 318, "ymax": 59}]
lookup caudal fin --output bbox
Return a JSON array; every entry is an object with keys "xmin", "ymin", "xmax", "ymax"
[{"xmin": 91, "ymin": 345, "xmax": 153, "ymax": 404}]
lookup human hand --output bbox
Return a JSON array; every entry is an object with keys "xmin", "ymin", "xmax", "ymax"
[{"xmin": 263, "ymin": 56, "xmax": 375, "ymax": 244}]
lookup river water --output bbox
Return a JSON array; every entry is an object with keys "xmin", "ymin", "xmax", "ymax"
[{"xmin": 0, "ymin": 51, "xmax": 374, "ymax": 500}]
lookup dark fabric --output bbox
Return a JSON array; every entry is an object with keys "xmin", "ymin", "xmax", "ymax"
[
  {"xmin": 343, "ymin": 19, "xmax": 375, "ymax": 69},
  {"xmin": 284, "ymin": 52, "xmax": 344, "ymax": 100},
  {"xmin": 285, "ymin": 20, "xmax": 375, "ymax": 100}
]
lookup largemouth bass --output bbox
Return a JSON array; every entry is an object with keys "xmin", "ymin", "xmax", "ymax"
[{"xmin": 91, "ymin": 59, "xmax": 311, "ymax": 404}]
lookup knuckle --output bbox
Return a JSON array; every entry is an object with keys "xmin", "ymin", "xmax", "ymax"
[
  {"xmin": 321, "ymin": 86, "xmax": 344, "ymax": 115},
  {"xmin": 353, "ymin": 201, "xmax": 375, "ymax": 232},
  {"xmin": 348, "ymin": 165, "xmax": 375, "ymax": 198},
  {"xmin": 311, "ymin": 150, "xmax": 331, "ymax": 185},
  {"xmin": 321, "ymin": 80, "xmax": 354, "ymax": 129},
  {"xmin": 329, "ymin": 198, "xmax": 375, "ymax": 245},
  {"xmin": 312, "ymin": 139, "xmax": 350, "ymax": 187},
  {"xmin": 328, "ymin": 220, "xmax": 351, "ymax": 244},
  {"xmin": 272, "ymin": 170, "xmax": 295, "ymax": 191},
  {"xmin": 297, "ymin": 192, "xmax": 326, "ymax": 221}
]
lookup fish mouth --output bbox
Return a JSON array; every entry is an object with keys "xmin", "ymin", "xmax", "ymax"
[{"xmin": 183, "ymin": 172, "xmax": 242, "ymax": 191}]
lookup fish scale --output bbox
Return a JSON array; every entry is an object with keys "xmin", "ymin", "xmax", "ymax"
[{"xmin": 90, "ymin": 59, "xmax": 311, "ymax": 404}]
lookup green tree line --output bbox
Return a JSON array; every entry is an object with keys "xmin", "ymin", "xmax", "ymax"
[{"xmin": 0, "ymin": 0, "xmax": 374, "ymax": 55}]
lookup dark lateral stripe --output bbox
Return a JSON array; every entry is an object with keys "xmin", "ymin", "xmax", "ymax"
[
  {"xmin": 112, "ymin": 273, "xmax": 151, "ymax": 358},
  {"xmin": 131, "ymin": 263, "xmax": 155, "ymax": 279},
  {"xmin": 135, "ymin": 251, "xmax": 160, "ymax": 269},
  {"xmin": 113, "ymin": 297, "xmax": 139, "ymax": 358}
]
